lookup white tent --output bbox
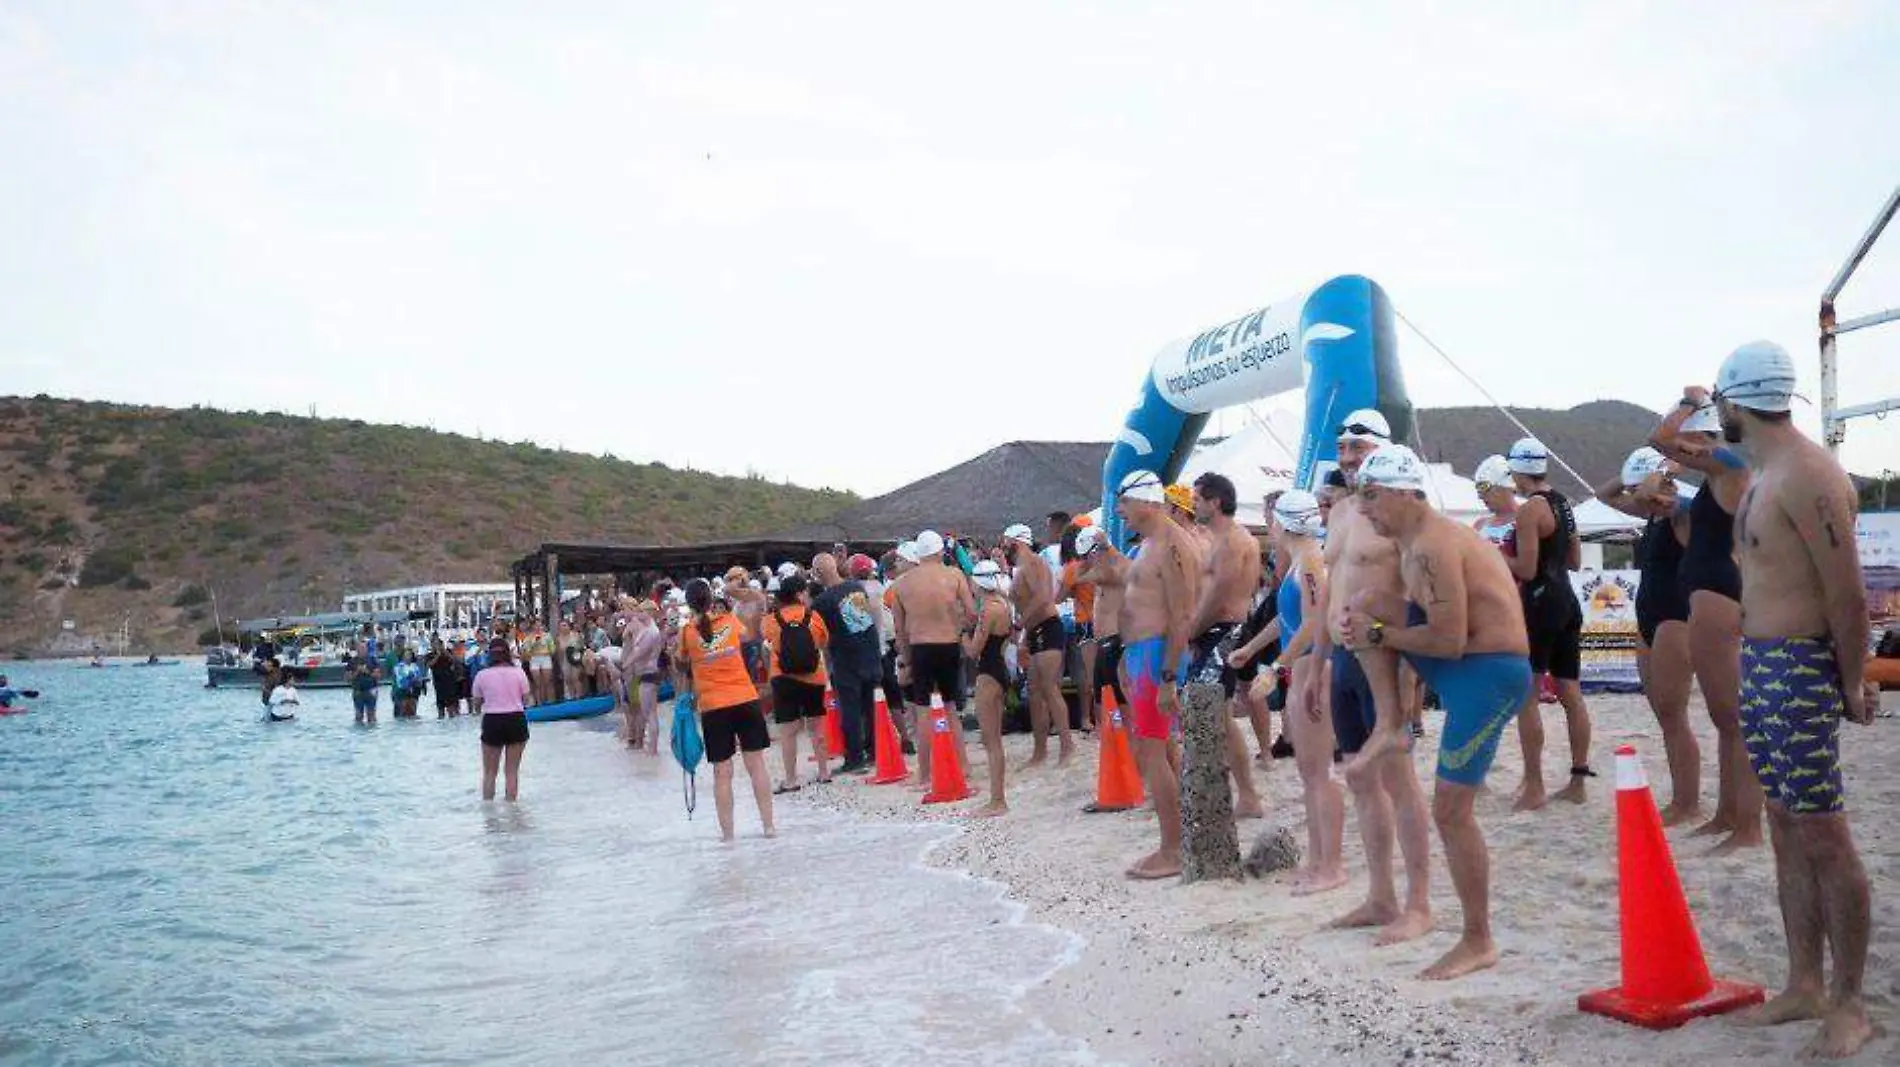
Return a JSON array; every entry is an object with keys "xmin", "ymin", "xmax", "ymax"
[
  {"xmin": 1172, "ymin": 412, "xmax": 1302, "ymax": 527},
  {"xmin": 1574, "ymin": 497, "xmax": 1645, "ymax": 541}
]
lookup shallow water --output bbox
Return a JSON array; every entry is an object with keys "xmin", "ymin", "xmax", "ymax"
[{"xmin": 0, "ymin": 661, "xmax": 1093, "ymax": 1066}]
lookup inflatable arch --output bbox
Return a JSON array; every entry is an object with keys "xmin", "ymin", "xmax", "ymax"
[{"xmin": 1100, "ymin": 275, "xmax": 1412, "ymax": 546}]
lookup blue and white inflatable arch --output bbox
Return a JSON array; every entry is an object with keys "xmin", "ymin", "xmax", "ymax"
[{"xmin": 1100, "ymin": 274, "xmax": 1411, "ymax": 546}]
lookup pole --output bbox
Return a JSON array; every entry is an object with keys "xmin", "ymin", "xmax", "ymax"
[{"xmin": 544, "ymin": 551, "xmax": 563, "ymax": 702}]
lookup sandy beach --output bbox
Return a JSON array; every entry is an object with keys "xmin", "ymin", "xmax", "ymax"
[{"xmin": 794, "ymin": 692, "xmax": 1898, "ymax": 1066}]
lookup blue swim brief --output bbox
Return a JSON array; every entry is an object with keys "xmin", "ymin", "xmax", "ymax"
[
  {"xmin": 1741, "ymin": 637, "xmax": 1845, "ymax": 815},
  {"xmin": 1405, "ymin": 651, "xmax": 1531, "ymax": 787}
]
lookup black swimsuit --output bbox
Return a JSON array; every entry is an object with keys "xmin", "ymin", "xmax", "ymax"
[
  {"xmin": 1520, "ymin": 489, "xmax": 1584, "ymax": 681},
  {"xmin": 976, "ymin": 631, "xmax": 1010, "ymax": 689},
  {"xmin": 1678, "ymin": 483, "xmax": 1742, "ymax": 602},
  {"xmin": 1635, "ymin": 516, "xmax": 1691, "ymax": 645}
]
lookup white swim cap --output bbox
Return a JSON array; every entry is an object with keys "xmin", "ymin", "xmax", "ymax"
[
  {"xmin": 775, "ymin": 562, "xmax": 800, "ymax": 579},
  {"xmin": 1506, "ymin": 437, "xmax": 1549, "ymax": 476},
  {"xmin": 972, "ymin": 559, "xmax": 1004, "ymax": 592},
  {"xmin": 1338, "ymin": 408, "xmax": 1392, "ymax": 443},
  {"xmin": 915, "ymin": 530, "xmax": 945, "ymax": 558},
  {"xmin": 1680, "ymin": 400, "xmax": 1722, "ymax": 435},
  {"xmin": 1075, "ymin": 525, "xmax": 1105, "ymax": 556},
  {"xmin": 766, "ymin": 576, "xmax": 781, "ymax": 593},
  {"xmin": 1360, "ymin": 443, "xmax": 1428, "ymax": 492},
  {"xmin": 896, "ymin": 540, "xmax": 921, "ymax": 564},
  {"xmin": 1715, "ymin": 340, "xmax": 1797, "ymax": 414},
  {"xmin": 1273, "ymin": 489, "xmax": 1325, "ymax": 537},
  {"xmin": 1621, "ymin": 446, "xmax": 1667, "ymax": 488},
  {"xmin": 1002, "ymin": 523, "xmax": 1034, "ymax": 545},
  {"xmin": 1473, "ymin": 454, "xmax": 1512, "ymax": 490},
  {"xmin": 1116, "ymin": 469, "xmax": 1166, "ymax": 504}
]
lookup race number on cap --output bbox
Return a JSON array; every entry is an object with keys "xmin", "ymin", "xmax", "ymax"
[
  {"xmin": 1360, "ymin": 443, "xmax": 1427, "ymax": 492},
  {"xmin": 1621, "ymin": 447, "xmax": 1667, "ymax": 488}
]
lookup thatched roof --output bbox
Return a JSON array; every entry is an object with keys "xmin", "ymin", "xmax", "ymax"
[{"xmin": 783, "ymin": 440, "xmax": 1109, "ymax": 542}]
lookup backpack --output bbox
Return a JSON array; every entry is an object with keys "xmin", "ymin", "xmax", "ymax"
[
  {"xmin": 774, "ymin": 608, "xmax": 821, "ymax": 676},
  {"xmin": 669, "ymin": 690, "xmax": 703, "ymax": 817}
]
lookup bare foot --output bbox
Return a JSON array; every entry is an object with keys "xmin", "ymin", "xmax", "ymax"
[
  {"xmin": 1375, "ymin": 909, "xmax": 1434, "ymax": 946},
  {"xmin": 1057, "ymin": 744, "xmax": 1077, "ymax": 767},
  {"xmin": 763, "ymin": 826, "xmax": 778, "ymax": 838},
  {"xmin": 1551, "ymin": 778, "xmax": 1588, "ymax": 805},
  {"xmin": 1019, "ymin": 755, "xmax": 1047, "ymax": 773},
  {"xmin": 1291, "ymin": 867, "xmax": 1349, "ymax": 897},
  {"xmin": 1233, "ymin": 797, "xmax": 1266, "ymax": 820},
  {"xmin": 1125, "ymin": 852, "xmax": 1182, "ymax": 880},
  {"xmin": 971, "ymin": 801, "xmax": 1009, "ymax": 819},
  {"xmin": 1660, "ymin": 804, "xmax": 1704, "ymax": 828},
  {"xmin": 1736, "ymin": 986, "xmax": 1827, "ymax": 1027},
  {"xmin": 1329, "ymin": 898, "xmax": 1399, "ymax": 929},
  {"xmin": 1690, "ymin": 813, "xmax": 1734, "ymax": 838},
  {"xmin": 1513, "ymin": 786, "xmax": 1547, "ymax": 812},
  {"xmin": 1420, "ymin": 935, "xmax": 1499, "ymax": 980},
  {"xmin": 1709, "ymin": 831, "xmax": 1764, "ymax": 856},
  {"xmin": 1804, "ymin": 999, "xmax": 1873, "ymax": 1059}
]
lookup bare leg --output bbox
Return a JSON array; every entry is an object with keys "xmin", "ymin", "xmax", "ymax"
[
  {"xmin": 1335, "ymin": 758, "xmax": 1398, "ymax": 927},
  {"xmin": 1424, "ymin": 781, "xmax": 1499, "ymax": 980},
  {"xmin": 1077, "ymin": 641, "xmax": 1098, "ymax": 732},
  {"xmin": 1689, "ymin": 592, "xmax": 1760, "ymax": 850},
  {"xmin": 1127, "ymin": 735, "xmax": 1182, "ymax": 879},
  {"xmin": 640, "ymin": 683, "xmax": 659, "ymax": 754},
  {"xmin": 1338, "ymin": 648, "xmax": 1429, "ymax": 938},
  {"xmin": 1739, "ymin": 804, "xmax": 1828, "ymax": 1026},
  {"xmin": 1226, "ymin": 713, "xmax": 1265, "ymax": 817},
  {"xmin": 481, "ymin": 743, "xmax": 501, "ymax": 800},
  {"xmin": 1024, "ymin": 655, "xmax": 1051, "ymax": 768},
  {"xmin": 1377, "ymin": 748, "xmax": 1434, "ymax": 944},
  {"xmin": 1036, "ymin": 649, "xmax": 1074, "ymax": 765},
  {"xmin": 1549, "ymin": 678, "xmax": 1593, "ymax": 804},
  {"xmin": 1809, "ymin": 811, "xmax": 1873, "ymax": 1059},
  {"xmin": 974, "ymin": 677, "xmax": 1008, "ymax": 816},
  {"xmin": 741, "ymin": 748, "xmax": 776, "ymax": 837},
  {"xmin": 1287, "ymin": 661, "xmax": 1346, "ymax": 896},
  {"xmin": 810, "ymin": 714, "xmax": 831, "ymax": 783},
  {"xmin": 502, "ymin": 741, "xmax": 525, "ymax": 801},
  {"xmin": 713, "ymin": 759, "xmax": 737, "ymax": 841},
  {"xmin": 778, "ymin": 719, "xmax": 802, "ymax": 786},
  {"xmin": 1513, "ymin": 693, "xmax": 1547, "ymax": 811},
  {"xmin": 1643, "ymin": 624, "xmax": 1703, "ymax": 824}
]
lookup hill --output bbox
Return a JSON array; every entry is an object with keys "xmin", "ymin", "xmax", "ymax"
[
  {"xmin": 0, "ymin": 396, "xmax": 854, "ymax": 657},
  {"xmin": 1409, "ymin": 399, "xmax": 1661, "ymax": 490}
]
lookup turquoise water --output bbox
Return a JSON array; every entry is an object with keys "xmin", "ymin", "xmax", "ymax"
[{"xmin": 0, "ymin": 661, "xmax": 1094, "ymax": 1066}]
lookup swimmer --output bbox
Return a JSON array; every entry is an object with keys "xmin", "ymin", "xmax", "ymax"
[
  {"xmin": 1004, "ymin": 523, "xmax": 1074, "ymax": 768},
  {"xmin": 1715, "ymin": 341, "xmax": 1873, "ymax": 1059},
  {"xmin": 1341, "ymin": 444, "xmax": 1533, "ymax": 980},
  {"xmin": 964, "ymin": 560, "xmax": 1015, "ymax": 816},
  {"xmin": 890, "ymin": 531, "xmax": 976, "ymax": 791},
  {"xmin": 1186, "ymin": 472, "xmax": 1267, "ymax": 822}
]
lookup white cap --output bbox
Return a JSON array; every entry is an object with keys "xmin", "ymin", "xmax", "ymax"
[
  {"xmin": 766, "ymin": 576, "xmax": 782, "ymax": 593},
  {"xmin": 1715, "ymin": 340, "xmax": 1797, "ymax": 414},
  {"xmin": 1621, "ymin": 446, "xmax": 1667, "ymax": 488},
  {"xmin": 1272, "ymin": 489, "xmax": 1325, "ymax": 537},
  {"xmin": 896, "ymin": 540, "xmax": 921, "ymax": 564},
  {"xmin": 1002, "ymin": 523, "xmax": 1034, "ymax": 545},
  {"xmin": 1075, "ymin": 525, "xmax": 1105, "ymax": 556},
  {"xmin": 1338, "ymin": 408, "xmax": 1392, "ymax": 443},
  {"xmin": 1473, "ymin": 454, "xmax": 1512, "ymax": 489},
  {"xmin": 1117, "ymin": 469, "xmax": 1166, "ymax": 504},
  {"xmin": 915, "ymin": 530, "xmax": 945, "ymax": 558},
  {"xmin": 972, "ymin": 559, "xmax": 1004, "ymax": 592},
  {"xmin": 775, "ymin": 562, "xmax": 800, "ymax": 579},
  {"xmin": 1506, "ymin": 437, "xmax": 1549, "ymax": 476},
  {"xmin": 1360, "ymin": 443, "xmax": 1428, "ymax": 492},
  {"xmin": 748, "ymin": 579, "xmax": 762, "ymax": 591},
  {"xmin": 1680, "ymin": 400, "xmax": 1721, "ymax": 434}
]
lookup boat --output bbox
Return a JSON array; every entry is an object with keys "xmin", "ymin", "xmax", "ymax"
[
  {"xmin": 205, "ymin": 609, "xmax": 430, "ymax": 689},
  {"xmin": 524, "ymin": 694, "xmax": 616, "ymax": 723}
]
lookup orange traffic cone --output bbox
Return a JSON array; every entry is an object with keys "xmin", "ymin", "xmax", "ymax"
[
  {"xmin": 870, "ymin": 692, "xmax": 910, "ymax": 785},
  {"xmin": 1578, "ymin": 745, "xmax": 1764, "ymax": 1029},
  {"xmin": 921, "ymin": 694, "xmax": 972, "ymax": 804},
  {"xmin": 1084, "ymin": 688, "xmax": 1144, "ymax": 813},
  {"xmin": 818, "ymin": 684, "xmax": 846, "ymax": 761}
]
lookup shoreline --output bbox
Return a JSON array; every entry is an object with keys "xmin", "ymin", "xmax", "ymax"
[{"xmin": 793, "ymin": 692, "xmax": 1898, "ymax": 1066}]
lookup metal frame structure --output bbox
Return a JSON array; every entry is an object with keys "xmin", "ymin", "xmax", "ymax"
[{"xmin": 1820, "ymin": 184, "xmax": 1900, "ymax": 454}]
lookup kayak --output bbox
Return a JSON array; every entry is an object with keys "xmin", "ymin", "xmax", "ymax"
[
  {"xmin": 524, "ymin": 695, "xmax": 615, "ymax": 723},
  {"xmin": 134, "ymin": 660, "xmax": 183, "ymax": 667}
]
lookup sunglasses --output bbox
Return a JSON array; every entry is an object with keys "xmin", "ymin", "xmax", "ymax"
[{"xmin": 1338, "ymin": 423, "xmax": 1387, "ymax": 439}]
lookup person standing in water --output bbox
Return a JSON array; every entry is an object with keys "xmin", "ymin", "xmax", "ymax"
[
  {"xmin": 620, "ymin": 603, "xmax": 665, "ymax": 751},
  {"xmin": 679, "ymin": 578, "xmax": 776, "ymax": 841},
  {"xmin": 470, "ymin": 637, "xmax": 531, "ymax": 801},
  {"xmin": 964, "ymin": 559, "xmax": 1015, "ymax": 816},
  {"xmin": 1714, "ymin": 340, "xmax": 1874, "ymax": 1059},
  {"xmin": 1595, "ymin": 446, "xmax": 1702, "ymax": 825},
  {"xmin": 1652, "ymin": 389, "xmax": 1759, "ymax": 852}
]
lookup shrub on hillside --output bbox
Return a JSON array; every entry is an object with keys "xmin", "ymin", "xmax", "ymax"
[
  {"xmin": 172, "ymin": 583, "xmax": 209, "ymax": 607},
  {"xmin": 79, "ymin": 547, "xmax": 140, "ymax": 588},
  {"xmin": 122, "ymin": 573, "xmax": 152, "ymax": 591}
]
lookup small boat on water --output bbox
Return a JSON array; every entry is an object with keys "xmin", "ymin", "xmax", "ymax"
[
  {"xmin": 206, "ymin": 609, "xmax": 429, "ymax": 689},
  {"xmin": 524, "ymin": 694, "xmax": 615, "ymax": 723},
  {"xmin": 134, "ymin": 656, "xmax": 182, "ymax": 667}
]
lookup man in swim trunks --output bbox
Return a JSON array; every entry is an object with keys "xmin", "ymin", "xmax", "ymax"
[
  {"xmin": 1115, "ymin": 470, "xmax": 1201, "ymax": 880},
  {"xmin": 1716, "ymin": 341, "xmax": 1874, "ymax": 1059},
  {"xmin": 1341, "ymin": 444, "xmax": 1532, "ymax": 980},
  {"xmin": 1005, "ymin": 523, "xmax": 1074, "ymax": 768},
  {"xmin": 1187, "ymin": 472, "xmax": 1266, "ymax": 825},
  {"xmin": 1075, "ymin": 526, "xmax": 1129, "ymax": 717},
  {"xmin": 1319, "ymin": 410, "xmax": 1434, "ymax": 941},
  {"xmin": 890, "ymin": 530, "xmax": 976, "ymax": 792}
]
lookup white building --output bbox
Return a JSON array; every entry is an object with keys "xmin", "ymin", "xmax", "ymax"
[{"xmin": 340, "ymin": 583, "xmax": 517, "ymax": 630}]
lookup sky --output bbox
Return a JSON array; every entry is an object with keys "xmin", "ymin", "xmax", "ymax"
[{"xmin": 5, "ymin": 0, "xmax": 1900, "ymax": 497}]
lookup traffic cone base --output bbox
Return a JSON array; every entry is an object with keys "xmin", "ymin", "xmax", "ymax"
[
  {"xmin": 1578, "ymin": 978, "xmax": 1764, "ymax": 1031},
  {"xmin": 1578, "ymin": 745, "xmax": 1764, "ymax": 1030},
  {"xmin": 921, "ymin": 696, "xmax": 972, "ymax": 804},
  {"xmin": 870, "ymin": 695, "xmax": 909, "ymax": 785},
  {"xmin": 822, "ymin": 685, "xmax": 846, "ymax": 756},
  {"xmin": 1084, "ymin": 688, "xmax": 1144, "ymax": 814}
]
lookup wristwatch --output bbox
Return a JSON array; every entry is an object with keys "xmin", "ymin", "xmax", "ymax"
[{"xmin": 1368, "ymin": 621, "xmax": 1386, "ymax": 647}]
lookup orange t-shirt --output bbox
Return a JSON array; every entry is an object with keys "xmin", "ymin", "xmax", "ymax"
[
  {"xmin": 1062, "ymin": 561, "xmax": 1097, "ymax": 625},
  {"xmin": 760, "ymin": 604, "xmax": 830, "ymax": 686},
  {"xmin": 679, "ymin": 611, "xmax": 758, "ymax": 712}
]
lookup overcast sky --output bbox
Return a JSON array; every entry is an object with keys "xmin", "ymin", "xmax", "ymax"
[{"xmin": 5, "ymin": 1, "xmax": 1899, "ymax": 496}]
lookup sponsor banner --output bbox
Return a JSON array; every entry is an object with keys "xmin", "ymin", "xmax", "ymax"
[
  {"xmin": 1857, "ymin": 511, "xmax": 1900, "ymax": 570},
  {"xmin": 1574, "ymin": 570, "xmax": 1642, "ymax": 692},
  {"xmin": 1148, "ymin": 296, "xmax": 1306, "ymax": 415}
]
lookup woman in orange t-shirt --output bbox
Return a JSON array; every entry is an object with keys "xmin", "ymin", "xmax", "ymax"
[
  {"xmin": 760, "ymin": 574, "xmax": 832, "ymax": 791},
  {"xmin": 679, "ymin": 578, "xmax": 775, "ymax": 841}
]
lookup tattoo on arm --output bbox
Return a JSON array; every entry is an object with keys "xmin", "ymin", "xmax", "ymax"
[{"xmin": 1815, "ymin": 495, "xmax": 1842, "ymax": 548}]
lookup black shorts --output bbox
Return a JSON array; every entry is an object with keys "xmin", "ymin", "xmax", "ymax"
[
  {"xmin": 701, "ymin": 701, "xmax": 771, "ymax": 763},
  {"xmin": 908, "ymin": 642, "xmax": 964, "ymax": 709},
  {"xmin": 480, "ymin": 711, "xmax": 530, "ymax": 747},
  {"xmin": 1184, "ymin": 622, "xmax": 1240, "ymax": 701},
  {"xmin": 638, "ymin": 672, "xmax": 661, "ymax": 685},
  {"xmin": 1525, "ymin": 587, "xmax": 1583, "ymax": 682},
  {"xmin": 1095, "ymin": 635, "xmax": 1128, "ymax": 706},
  {"xmin": 1025, "ymin": 616, "xmax": 1066, "ymax": 657},
  {"xmin": 435, "ymin": 689, "xmax": 460, "ymax": 710},
  {"xmin": 1330, "ymin": 649, "xmax": 1375, "ymax": 755},
  {"xmin": 771, "ymin": 677, "xmax": 827, "ymax": 724},
  {"xmin": 881, "ymin": 647, "xmax": 907, "ymax": 709}
]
